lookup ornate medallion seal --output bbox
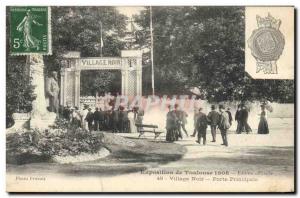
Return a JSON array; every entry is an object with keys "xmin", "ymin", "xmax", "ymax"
[{"xmin": 248, "ymin": 13, "xmax": 285, "ymax": 74}]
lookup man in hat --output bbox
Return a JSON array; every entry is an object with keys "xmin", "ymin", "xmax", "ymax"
[
  {"xmin": 173, "ymin": 104, "xmax": 183, "ymax": 139},
  {"xmin": 190, "ymin": 108, "xmax": 200, "ymax": 137},
  {"xmin": 218, "ymin": 105, "xmax": 230, "ymax": 146},
  {"xmin": 166, "ymin": 105, "xmax": 179, "ymax": 142},
  {"xmin": 177, "ymin": 109, "xmax": 189, "ymax": 137},
  {"xmin": 240, "ymin": 105, "xmax": 252, "ymax": 133},
  {"xmin": 63, "ymin": 104, "xmax": 71, "ymax": 121},
  {"xmin": 196, "ymin": 107, "xmax": 208, "ymax": 145},
  {"xmin": 93, "ymin": 107, "xmax": 101, "ymax": 131},
  {"xmin": 71, "ymin": 107, "xmax": 82, "ymax": 128},
  {"xmin": 235, "ymin": 105, "xmax": 242, "ymax": 133},
  {"xmin": 112, "ymin": 106, "xmax": 120, "ymax": 133},
  {"xmin": 119, "ymin": 106, "xmax": 129, "ymax": 133},
  {"xmin": 85, "ymin": 108, "xmax": 94, "ymax": 132},
  {"xmin": 81, "ymin": 104, "xmax": 89, "ymax": 130},
  {"xmin": 46, "ymin": 71, "xmax": 60, "ymax": 113},
  {"xmin": 207, "ymin": 105, "xmax": 220, "ymax": 142},
  {"xmin": 226, "ymin": 107, "xmax": 233, "ymax": 126}
]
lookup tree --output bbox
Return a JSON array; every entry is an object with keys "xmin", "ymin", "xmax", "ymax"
[
  {"xmin": 134, "ymin": 6, "xmax": 294, "ymax": 102},
  {"xmin": 44, "ymin": 7, "xmax": 128, "ymax": 95},
  {"xmin": 80, "ymin": 70, "xmax": 121, "ymax": 96},
  {"xmin": 6, "ymin": 56, "xmax": 36, "ymax": 128}
]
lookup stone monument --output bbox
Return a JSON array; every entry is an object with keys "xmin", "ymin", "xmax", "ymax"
[
  {"xmin": 7, "ymin": 54, "xmax": 57, "ymax": 132},
  {"xmin": 29, "ymin": 54, "xmax": 57, "ymax": 129}
]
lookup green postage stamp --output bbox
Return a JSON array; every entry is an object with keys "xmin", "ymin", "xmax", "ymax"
[{"xmin": 10, "ymin": 6, "xmax": 52, "ymax": 55}]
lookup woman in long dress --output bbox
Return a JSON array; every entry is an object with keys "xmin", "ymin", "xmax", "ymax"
[
  {"xmin": 135, "ymin": 108, "xmax": 144, "ymax": 132},
  {"xmin": 166, "ymin": 110, "xmax": 178, "ymax": 142},
  {"xmin": 17, "ymin": 9, "xmax": 42, "ymax": 51},
  {"xmin": 128, "ymin": 109, "xmax": 137, "ymax": 133},
  {"xmin": 257, "ymin": 105, "xmax": 269, "ymax": 134}
]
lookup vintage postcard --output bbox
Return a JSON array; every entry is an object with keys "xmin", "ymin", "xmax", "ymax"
[{"xmin": 6, "ymin": 6, "xmax": 295, "ymax": 192}]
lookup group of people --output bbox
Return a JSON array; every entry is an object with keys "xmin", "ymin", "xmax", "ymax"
[
  {"xmin": 60, "ymin": 104, "xmax": 144, "ymax": 133},
  {"xmin": 165, "ymin": 104, "xmax": 232, "ymax": 146},
  {"xmin": 59, "ymin": 100, "xmax": 269, "ymax": 144},
  {"xmin": 235, "ymin": 104, "xmax": 269, "ymax": 134},
  {"xmin": 166, "ymin": 103, "xmax": 269, "ymax": 146},
  {"xmin": 235, "ymin": 104, "xmax": 252, "ymax": 134},
  {"xmin": 165, "ymin": 106, "xmax": 189, "ymax": 142}
]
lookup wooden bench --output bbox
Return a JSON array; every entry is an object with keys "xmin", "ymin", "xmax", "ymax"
[{"xmin": 135, "ymin": 124, "xmax": 164, "ymax": 139}]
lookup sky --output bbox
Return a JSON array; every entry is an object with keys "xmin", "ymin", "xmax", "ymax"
[
  {"xmin": 116, "ymin": 6, "xmax": 145, "ymax": 17},
  {"xmin": 116, "ymin": 6, "xmax": 146, "ymax": 32}
]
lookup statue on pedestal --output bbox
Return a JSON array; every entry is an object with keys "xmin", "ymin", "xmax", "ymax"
[
  {"xmin": 7, "ymin": 54, "xmax": 57, "ymax": 132},
  {"xmin": 29, "ymin": 55, "xmax": 57, "ymax": 129},
  {"xmin": 46, "ymin": 71, "xmax": 60, "ymax": 113}
]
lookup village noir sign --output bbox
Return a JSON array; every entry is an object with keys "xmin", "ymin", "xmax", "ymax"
[{"xmin": 79, "ymin": 58, "xmax": 122, "ymax": 68}]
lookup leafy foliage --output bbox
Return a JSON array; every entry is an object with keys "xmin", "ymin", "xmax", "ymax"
[
  {"xmin": 44, "ymin": 6, "xmax": 128, "ymax": 88},
  {"xmin": 6, "ymin": 57, "xmax": 36, "ymax": 118},
  {"xmin": 134, "ymin": 6, "xmax": 294, "ymax": 102},
  {"xmin": 7, "ymin": 122, "xmax": 104, "ymax": 164},
  {"xmin": 80, "ymin": 70, "xmax": 121, "ymax": 96}
]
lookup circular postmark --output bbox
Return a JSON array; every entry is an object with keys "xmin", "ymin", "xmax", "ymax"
[{"xmin": 248, "ymin": 27, "xmax": 285, "ymax": 62}]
